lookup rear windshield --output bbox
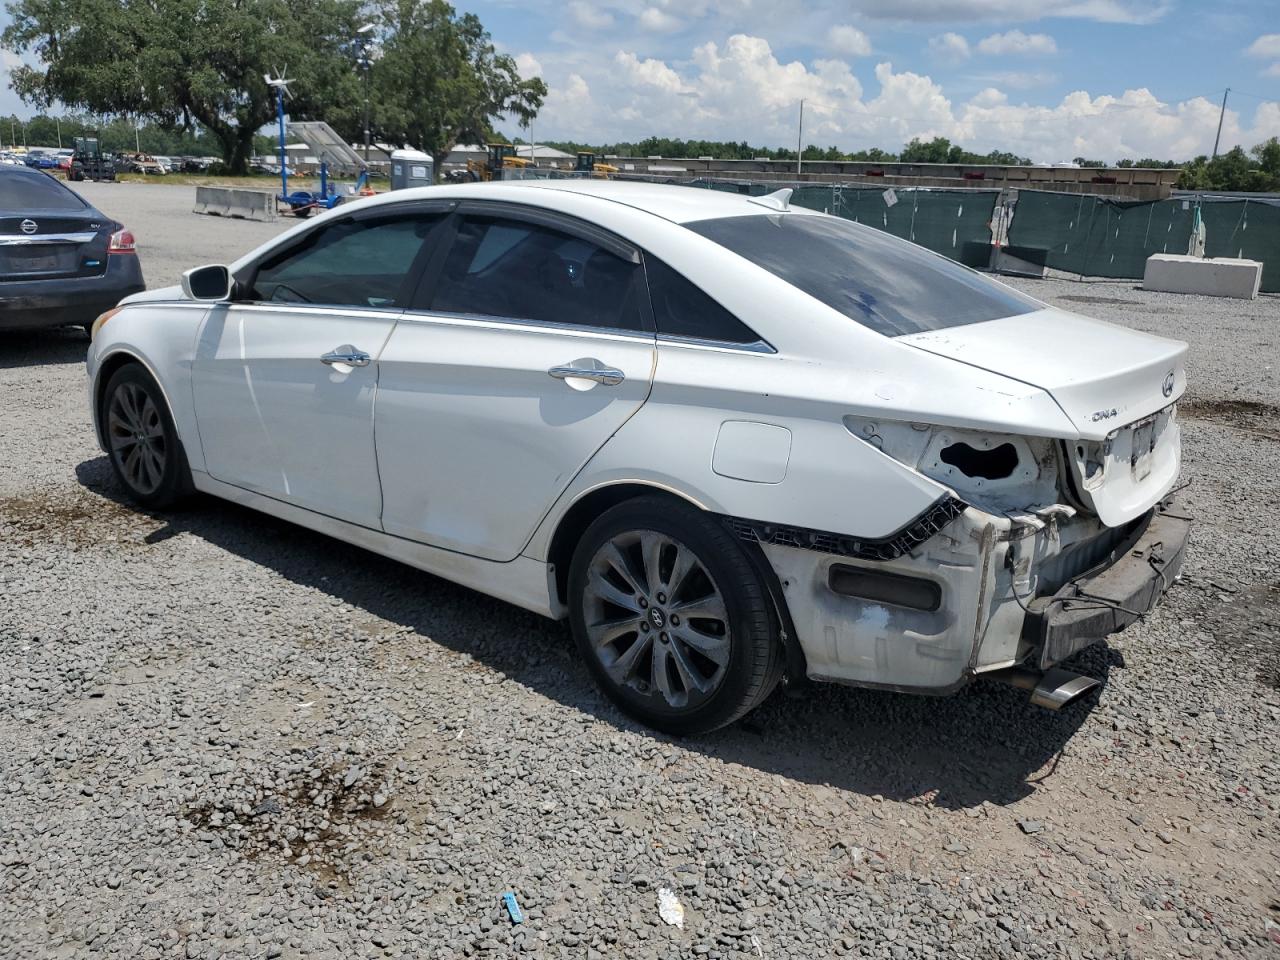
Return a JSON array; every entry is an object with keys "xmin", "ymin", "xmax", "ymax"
[
  {"xmin": 686, "ymin": 213, "xmax": 1040, "ymax": 337},
  {"xmin": 1, "ymin": 171, "xmax": 86, "ymax": 211}
]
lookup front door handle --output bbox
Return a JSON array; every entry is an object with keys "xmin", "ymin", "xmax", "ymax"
[
  {"xmin": 548, "ymin": 362, "xmax": 625, "ymax": 386},
  {"xmin": 320, "ymin": 345, "xmax": 371, "ymax": 367}
]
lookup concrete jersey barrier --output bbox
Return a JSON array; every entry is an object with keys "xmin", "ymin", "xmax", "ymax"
[{"xmin": 193, "ymin": 186, "xmax": 276, "ymax": 222}]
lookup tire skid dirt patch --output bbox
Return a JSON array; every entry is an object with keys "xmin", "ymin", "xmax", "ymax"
[
  {"xmin": 183, "ymin": 754, "xmax": 397, "ymax": 886},
  {"xmin": 1180, "ymin": 398, "xmax": 1280, "ymax": 442},
  {"xmin": 0, "ymin": 488, "xmax": 161, "ymax": 549}
]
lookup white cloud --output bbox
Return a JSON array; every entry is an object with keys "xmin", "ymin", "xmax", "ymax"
[
  {"xmin": 567, "ymin": 1, "xmax": 614, "ymax": 30},
  {"xmin": 514, "ymin": 53, "xmax": 543, "ymax": 78},
  {"xmin": 1264, "ymin": 62, "xmax": 1280, "ymax": 79},
  {"xmin": 638, "ymin": 7, "xmax": 683, "ymax": 32},
  {"xmin": 975, "ymin": 70, "xmax": 1058, "ymax": 89},
  {"xmin": 977, "ymin": 30, "xmax": 1058, "ymax": 56},
  {"xmin": 828, "ymin": 25, "xmax": 872, "ymax": 57},
  {"xmin": 1245, "ymin": 33, "xmax": 1280, "ymax": 58},
  {"xmin": 846, "ymin": 0, "xmax": 1168, "ymax": 23},
  {"xmin": 523, "ymin": 34, "xmax": 1280, "ymax": 164},
  {"xmin": 928, "ymin": 33, "xmax": 970, "ymax": 60},
  {"xmin": 970, "ymin": 87, "xmax": 1008, "ymax": 108}
]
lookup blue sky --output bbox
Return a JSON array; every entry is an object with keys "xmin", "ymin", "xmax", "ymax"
[{"xmin": 4, "ymin": 0, "xmax": 1280, "ymax": 161}]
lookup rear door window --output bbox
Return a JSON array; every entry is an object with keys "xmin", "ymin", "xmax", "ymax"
[
  {"xmin": 250, "ymin": 212, "xmax": 447, "ymax": 308},
  {"xmin": 644, "ymin": 257, "xmax": 763, "ymax": 346},
  {"xmin": 687, "ymin": 213, "xmax": 1041, "ymax": 337},
  {"xmin": 429, "ymin": 214, "xmax": 645, "ymax": 332}
]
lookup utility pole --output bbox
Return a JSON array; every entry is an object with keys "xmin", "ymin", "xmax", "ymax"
[
  {"xmin": 796, "ymin": 99, "xmax": 804, "ymax": 177},
  {"xmin": 56, "ymin": 117, "xmax": 62, "ymax": 148},
  {"xmin": 1212, "ymin": 88, "xmax": 1230, "ymax": 159},
  {"xmin": 358, "ymin": 23, "xmax": 376, "ymax": 167}
]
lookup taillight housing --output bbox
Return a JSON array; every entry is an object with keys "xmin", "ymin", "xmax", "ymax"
[{"xmin": 107, "ymin": 228, "xmax": 136, "ymax": 254}]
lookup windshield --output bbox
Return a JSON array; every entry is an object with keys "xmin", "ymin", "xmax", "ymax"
[{"xmin": 686, "ymin": 213, "xmax": 1041, "ymax": 337}]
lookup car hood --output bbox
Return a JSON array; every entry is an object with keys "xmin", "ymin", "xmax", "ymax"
[{"xmin": 898, "ymin": 308, "xmax": 1187, "ymax": 441}]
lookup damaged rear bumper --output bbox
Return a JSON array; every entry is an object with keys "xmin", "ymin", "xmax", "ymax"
[
  {"xmin": 751, "ymin": 497, "xmax": 1190, "ymax": 696},
  {"xmin": 1022, "ymin": 502, "xmax": 1191, "ymax": 669}
]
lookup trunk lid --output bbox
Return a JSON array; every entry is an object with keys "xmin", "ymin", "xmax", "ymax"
[
  {"xmin": 899, "ymin": 308, "xmax": 1187, "ymax": 526},
  {"xmin": 898, "ymin": 308, "xmax": 1187, "ymax": 442},
  {"xmin": 0, "ymin": 213, "xmax": 112, "ymax": 281}
]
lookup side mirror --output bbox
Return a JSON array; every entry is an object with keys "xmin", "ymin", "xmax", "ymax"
[{"xmin": 181, "ymin": 264, "xmax": 233, "ymax": 302}]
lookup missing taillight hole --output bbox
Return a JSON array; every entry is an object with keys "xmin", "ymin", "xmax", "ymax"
[{"xmin": 939, "ymin": 442, "xmax": 1019, "ymax": 480}]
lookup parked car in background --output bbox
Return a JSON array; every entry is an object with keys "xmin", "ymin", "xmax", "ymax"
[
  {"xmin": 85, "ymin": 181, "xmax": 1189, "ymax": 734},
  {"xmin": 24, "ymin": 151, "xmax": 60, "ymax": 170},
  {"xmin": 176, "ymin": 156, "xmax": 214, "ymax": 173},
  {"xmin": 118, "ymin": 153, "xmax": 167, "ymax": 175},
  {"xmin": 1, "ymin": 165, "xmax": 144, "ymax": 331}
]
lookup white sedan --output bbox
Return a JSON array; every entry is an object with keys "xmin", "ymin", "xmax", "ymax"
[{"xmin": 86, "ymin": 180, "xmax": 1190, "ymax": 733}]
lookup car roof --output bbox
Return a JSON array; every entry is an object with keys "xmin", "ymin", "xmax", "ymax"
[{"xmin": 380, "ymin": 179, "xmax": 813, "ymax": 226}]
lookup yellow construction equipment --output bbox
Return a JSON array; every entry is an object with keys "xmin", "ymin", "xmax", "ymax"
[
  {"xmin": 575, "ymin": 152, "xmax": 618, "ymax": 178},
  {"xmin": 465, "ymin": 143, "xmax": 532, "ymax": 181}
]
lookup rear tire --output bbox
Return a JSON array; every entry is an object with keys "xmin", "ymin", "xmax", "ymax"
[
  {"xmin": 568, "ymin": 496, "xmax": 783, "ymax": 735},
  {"xmin": 100, "ymin": 363, "xmax": 193, "ymax": 509}
]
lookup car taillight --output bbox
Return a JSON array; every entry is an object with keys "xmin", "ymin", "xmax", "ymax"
[{"xmin": 108, "ymin": 229, "xmax": 136, "ymax": 254}]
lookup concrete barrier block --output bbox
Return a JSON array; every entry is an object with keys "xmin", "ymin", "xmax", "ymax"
[
  {"xmin": 193, "ymin": 186, "xmax": 276, "ymax": 222},
  {"xmin": 993, "ymin": 247, "xmax": 1048, "ymax": 278},
  {"xmin": 1142, "ymin": 253, "xmax": 1262, "ymax": 300}
]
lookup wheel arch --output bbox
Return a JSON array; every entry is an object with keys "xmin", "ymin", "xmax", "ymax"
[
  {"xmin": 92, "ymin": 349, "xmax": 175, "ymax": 451},
  {"xmin": 546, "ymin": 482, "xmax": 707, "ymax": 609},
  {"xmin": 544, "ymin": 480, "xmax": 809, "ymax": 684}
]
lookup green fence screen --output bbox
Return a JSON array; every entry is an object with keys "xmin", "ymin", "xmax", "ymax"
[
  {"xmin": 1006, "ymin": 190, "xmax": 1280, "ymax": 292},
  {"xmin": 686, "ymin": 180, "xmax": 998, "ymax": 267}
]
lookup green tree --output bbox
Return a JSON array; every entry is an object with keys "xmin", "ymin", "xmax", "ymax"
[
  {"xmin": 3, "ymin": 0, "xmax": 362, "ymax": 173},
  {"xmin": 1177, "ymin": 141, "xmax": 1280, "ymax": 192},
  {"xmin": 900, "ymin": 136, "xmax": 953, "ymax": 163},
  {"xmin": 363, "ymin": 0, "xmax": 546, "ymax": 175}
]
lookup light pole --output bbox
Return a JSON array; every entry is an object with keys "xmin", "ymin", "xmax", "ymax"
[
  {"xmin": 56, "ymin": 116, "xmax": 62, "ymax": 148},
  {"xmin": 1212, "ymin": 88, "xmax": 1230, "ymax": 160},
  {"xmin": 357, "ymin": 23, "xmax": 376, "ymax": 167},
  {"xmin": 796, "ymin": 99, "xmax": 804, "ymax": 177}
]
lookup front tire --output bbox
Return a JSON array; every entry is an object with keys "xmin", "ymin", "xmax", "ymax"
[
  {"xmin": 568, "ymin": 496, "xmax": 783, "ymax": 735},
  {"xmin": 101, "ymin": 363, "xmax": 192, "ymax": 509}
]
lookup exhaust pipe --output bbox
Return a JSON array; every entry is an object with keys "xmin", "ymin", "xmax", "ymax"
[{"xmin": 992, "ymin": 667, "xmax": 1101, "ymax": 711}]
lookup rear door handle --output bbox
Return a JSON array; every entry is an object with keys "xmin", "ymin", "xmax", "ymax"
[
  {"xmin": 320, "ymin": 345, "xmax": 371, "ymax": 367},
  {"xmin": 548, "ymin": 364, "xmax": 625, "ymax": 386}
]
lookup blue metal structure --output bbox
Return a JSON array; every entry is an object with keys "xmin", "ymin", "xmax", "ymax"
[{"xmin": 267, "ymin": 74, "xmax": 358, "ymax": 218}]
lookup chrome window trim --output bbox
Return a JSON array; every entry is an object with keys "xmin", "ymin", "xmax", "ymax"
[
  {"xmin": 397, "ymin": 308, "xmax": 655, "ymax": 344},
  {"xmin": 656, "ymin": 333, "xmax": 777, "ymax": 355},
  {"xmin": 222, "ymin": 302, "xmax": 408, "ymax": 321}
]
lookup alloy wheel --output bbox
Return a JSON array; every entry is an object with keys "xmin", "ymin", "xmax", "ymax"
[
  {"xmin": 107, "ymin": 381, "xmax": 167, "ymax": 496},
  {"xmin": 581, "ymin": 530, "xmax": 731, "ymax": 710}
]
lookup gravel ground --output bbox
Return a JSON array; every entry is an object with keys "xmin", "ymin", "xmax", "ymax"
[{"xmin": 1, "ymin": 183, "xmax": 1278, "ymax": 960}]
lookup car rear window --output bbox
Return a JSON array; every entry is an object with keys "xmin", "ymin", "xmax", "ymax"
[
  {"xmin": 686, "ymin": 213, "xmax": 1041, "ymax": 337},
  {"xmin": 0, "ymin": 171, "xmax": 86, "ymax": 211}
]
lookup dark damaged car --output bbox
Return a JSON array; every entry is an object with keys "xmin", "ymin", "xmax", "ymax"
[{"xmin": 1, "ymin": 166, "xmax": 143, "ymax": 332}]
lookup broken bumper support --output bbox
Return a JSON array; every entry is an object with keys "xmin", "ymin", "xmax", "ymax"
[{"xmin": 1021, "ymin": 500, "xmax": 1191, "ymax": 669}]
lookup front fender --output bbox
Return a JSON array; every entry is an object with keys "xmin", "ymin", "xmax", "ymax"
[{"xmin": 87, "ymin": 301, "xmax": 210, "ymax": 470}]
